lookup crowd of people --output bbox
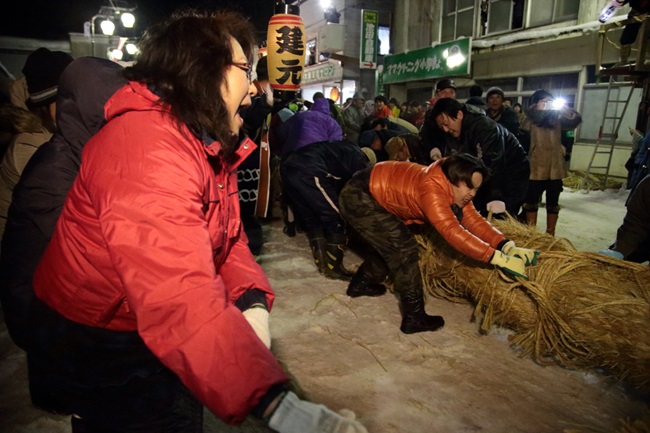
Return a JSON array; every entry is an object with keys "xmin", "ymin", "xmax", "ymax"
[{"xmin": 0, "ymin": 6, "xmax": 648, "ymax": 433}]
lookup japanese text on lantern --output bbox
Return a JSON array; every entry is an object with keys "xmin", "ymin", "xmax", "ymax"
[
  {"xmin": 275, "ymin": 26, "xmax": 304, "ymax": 85},
  {"xmin": 267, "ymin": 14, "xmax": 306, "ymax": 91}
]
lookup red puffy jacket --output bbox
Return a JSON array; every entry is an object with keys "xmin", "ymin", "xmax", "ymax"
[{"xmin": 33, "ymin": 81, "xmax": 288, "ymax": 423}]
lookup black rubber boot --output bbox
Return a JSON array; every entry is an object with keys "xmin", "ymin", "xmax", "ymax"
[
  {"xmin": 346, "ymin": 269, "xmax": 387, "ymax": 297},
  {"xmin": 399, "ymin": 295, "xmax": 444, "ymax": 334},
  {"xmin": 308, "ymin": 235, "xmax": 327, "ymax": 274},
  {"xmin": 323, "ymin": 234, "xmax": 354, "ymax": 281}
]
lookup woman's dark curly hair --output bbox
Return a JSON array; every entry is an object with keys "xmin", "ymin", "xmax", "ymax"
[{"xmin": 124, "ymin": 8, "xmax": 255, "ymax": 145}]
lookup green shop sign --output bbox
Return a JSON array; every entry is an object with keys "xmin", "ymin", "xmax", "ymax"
[{"xmin": 382, "ymin": 38, "xmax": 472, "ymax": 84}]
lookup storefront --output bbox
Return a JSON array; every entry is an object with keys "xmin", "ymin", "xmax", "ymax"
[
  {"xmin": 300, "ymin": 58, "xmax": 357, "ymax": 104},
  {"xmin": 382, "ymin": 37, "xmax": 472, "ymax": 103}
]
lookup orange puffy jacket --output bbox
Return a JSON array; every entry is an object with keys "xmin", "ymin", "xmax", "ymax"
[{"xmin": 369, "ymin": 160, "xmax": 505, "ymax": 263}]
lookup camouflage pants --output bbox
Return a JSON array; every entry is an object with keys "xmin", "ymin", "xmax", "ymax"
[{"xmin": 339, "ymin": 168, "xmax": 424, "ymax": 300}]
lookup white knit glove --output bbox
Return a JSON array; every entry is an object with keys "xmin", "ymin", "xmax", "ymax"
[
  {"xmin": 242, "ymin": 307, "xmax": 271, "ymax": 349},
  {"xmin": 429, "ymin": 147, "xmax": 442, "ymax": 161},
  {"xmin": 268, "ymin": 391, "xmax": 368, "ymax": 433},
  {"xmin": 486, "ymin": 200, "xmax": 506, "ymax": 214}
]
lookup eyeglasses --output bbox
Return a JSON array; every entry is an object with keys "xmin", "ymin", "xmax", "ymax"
[{"xmin": 231, "ymin": 62, "xmax": 252, "ymax": 83}]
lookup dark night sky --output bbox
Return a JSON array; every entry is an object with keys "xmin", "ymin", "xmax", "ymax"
[{"xmin": 2, "ymin": 0, "xmax": 275, "ymax": 43}]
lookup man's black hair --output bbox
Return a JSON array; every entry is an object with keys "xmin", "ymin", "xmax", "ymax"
[
  {"xmin": 255, "ymin": 55, "xmax": 269, "ymax": 82},
  {"xmin": 469, "ymin": 84, "xmax": 483, "ymax": 97},
  {"xmin": 374, "ymin": 95, "xmax": 388, "ymax": 104},
  {"xmin": 440, "ymin": 153, "xmax": 489, "ymax": 188},
  {"xmin": 370, "ymin": 117, "xmax": 389, "ymax": 129},
  {"xmin": 428, "ymin": 97, "xmax": 465, "ymax": 124}
]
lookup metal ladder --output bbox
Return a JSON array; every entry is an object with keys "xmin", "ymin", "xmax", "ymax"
[{"xmin": 579, "ymin": 75, "xmax": 634, "ymax": 190}]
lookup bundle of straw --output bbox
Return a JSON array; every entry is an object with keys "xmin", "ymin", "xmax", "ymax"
[
  {"xmin": 563, "ymin": 170, "xmax": 624, "ymax": 191},
  {"xmin": 416, "ymin": 217, "xmax": 650, "ymax": 391}
]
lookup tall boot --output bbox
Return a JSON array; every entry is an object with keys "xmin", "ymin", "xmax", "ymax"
[
  {"xmin": 524, "ymin": 210, "xmax": 538, "ymax": 228},
  {"xmin": 308, "ymin": 234, "xmax": 327, "ymax": 274},
  {"xmin": 400, "ymin": 294, "xmax": 444, "ymax": 334},
  {"xmin": 346, "ymin": 267, "xmax": 387, "ymax": 297},
  {"xmin": 546, "ymin": 212, "xmax": 559, "ymax": 237},
  {"xmin": 324, "ymin": 233, "xmax": 354, "ymax": 281}
]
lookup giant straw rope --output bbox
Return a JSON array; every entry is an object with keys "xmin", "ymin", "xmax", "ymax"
[{"xmin": 415, "ymin": 217, "xmax": 650, "ymax": 392}]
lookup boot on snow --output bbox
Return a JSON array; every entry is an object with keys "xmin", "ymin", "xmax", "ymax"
[
  {"xmin": 308, "ymin": 235, "xmax": 327, "ymax": 274},
  {"xmin": 323, "ymin": 234, "xmax": 354, "ymax": 281},
  {"xmin": 346, "ymin": 270, "xmax": 387, "ymax": 298},
  {"xmin": 546, "ymin": 211, "xmax": 559, "ymax": 237},
  {"xmin": 399, "ymin": 295, "xmax": 444, "ymax": 334}
]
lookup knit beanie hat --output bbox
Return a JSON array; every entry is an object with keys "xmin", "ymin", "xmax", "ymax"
[
  {"xmin": 22, "ymin": 47, "xmax": 74, "ymax": 107},
  {"xmin": 486, "ymin": 86, "xmax": 505, "ymax": 99},
  {"xmin": 360, "ymin": 147, "xmax": 377, "ymax": 165},
  {"xmin": 529, "ymin": 89, "xmax": 554, "ymax": 106}
]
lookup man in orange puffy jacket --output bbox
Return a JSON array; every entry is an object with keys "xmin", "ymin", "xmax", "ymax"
[{"xmin": 339, "ymin": 153, "xmax": 539, "ymax": 334}]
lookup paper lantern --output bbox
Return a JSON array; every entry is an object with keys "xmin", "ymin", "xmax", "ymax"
[
  {"xmin": 267, "ymin": 13, "xmax": 306, "ymax": 92},
  {"xmin": 329, "ymin": 87, "xmax": 340, "ymax": 101}
]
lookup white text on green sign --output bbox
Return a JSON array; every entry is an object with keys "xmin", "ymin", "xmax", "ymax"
[{"xmin": 382, "ymin": 38, "xmax": 471, "ymax": 84}]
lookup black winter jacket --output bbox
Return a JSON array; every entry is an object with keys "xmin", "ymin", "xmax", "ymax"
[
  {"xmin": 452, "ymin": 107, "xmax": 530, "ymax": 214},
  {"xmin": 0, "ymin": 57, "xmax": 127, "ymax": 349},
  {"xmin": 281, "ymin": 140, "xmax": 369, "ymax": 234}
]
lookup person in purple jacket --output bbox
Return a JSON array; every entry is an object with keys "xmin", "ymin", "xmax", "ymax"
[
  {"xmin": 279, "ymin": 98, "xmax": 361, "ymax": 280},
  {"xmin": 280, "ymin": 97, "xmax": 343, "ymax": 154}
]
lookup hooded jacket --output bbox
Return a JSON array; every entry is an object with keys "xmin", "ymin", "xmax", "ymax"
[
  {"xmin": 0, "ymin": 57, "xmax": 127, "ymax": 350},
  {"xmin": 369, "ymin": 160, "xmax": 505, "ymax": 263},
  {"xmin": 0, "ymin": 128, "xmax": 52, "ymax": 239},
  {"xmin": 32, "ymin": 80, "xmax": 288, "ymax": 422},
  {"xmin": 281, "ymin": 97, "xmax": 343, "ymax": 153}
]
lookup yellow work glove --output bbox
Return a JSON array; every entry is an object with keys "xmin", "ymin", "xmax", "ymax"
[
  {"xmin": 490, "ymin": 250, "xmax": 528, "ymax": 279},
  {"xmin": 502, "ymin": 241, "xmax": 540, "ymax": 266}
]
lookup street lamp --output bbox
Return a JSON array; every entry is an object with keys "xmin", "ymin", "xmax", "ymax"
[
  {"xmin": 320, "ymin": 0, "xmax": 340, "ymax": 23},
  {"xmin": 87, "ymin": 2, "xmax": 137, "ymax": 58}
]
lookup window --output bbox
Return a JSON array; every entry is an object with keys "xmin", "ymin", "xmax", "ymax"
[
  {"xmin": 486, "ymin": 0, "xmax": 524, "ymax": 35},
  {"xmin": 441, "ymin": 0, "xmax": 476, "ymax": 42},
  {"xmin": 306, "ymin": 39, "xmax": 317, "ymax": 66},
  {"xmin": 478, "ymin": 77, "xmax": 519, "ymax": 93},
  {"xmin": 528, "ymin": 0, "xmax": 579, "ymax": 27},
  {"xmin": 406, "ymin": 87, "xmax": 435, "ymax": 105},
  {"xmin": 522, "ymin": 73, "xmax": 579, "ymax": 95},
  {"xmin": 378, "ymin": 26, "xmax": 390, "ymax": 56}
]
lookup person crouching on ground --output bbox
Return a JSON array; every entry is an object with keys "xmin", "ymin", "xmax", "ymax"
[{"xmin": 339, "ymin": 153, "xmax": 539, "ymax": 334}]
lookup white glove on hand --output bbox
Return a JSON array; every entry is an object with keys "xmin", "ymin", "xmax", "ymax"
[
  {"xmin": 242, "ymin": 307, "xmax": 271, "ymax": 349},
  {"xmin": 268, "ymin": 391, "xmax": 368, "ymax": 433},
  {"xmin": 429, "ymin": 147, "xmax": 442, "ymax": 161},
  {"xmin": 502, "ymin": 241, "xmax": 540, "ymax": 266},
  {"xmin": 486, "ymin": 200, "xmax": 506, "ymax": 214}
]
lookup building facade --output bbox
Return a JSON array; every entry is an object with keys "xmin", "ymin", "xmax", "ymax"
[
  {"xmin": 387, "ymin": 0, "xmax": 643, "ymax": 178},
  {"xmin": 296, "ymin": 0, "xmax": 394, "ymax": 104}
]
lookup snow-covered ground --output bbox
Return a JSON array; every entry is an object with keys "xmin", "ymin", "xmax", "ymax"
[{"xmin": 1, "ymin": 187, "xmax": 648, "ymax": 433}]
